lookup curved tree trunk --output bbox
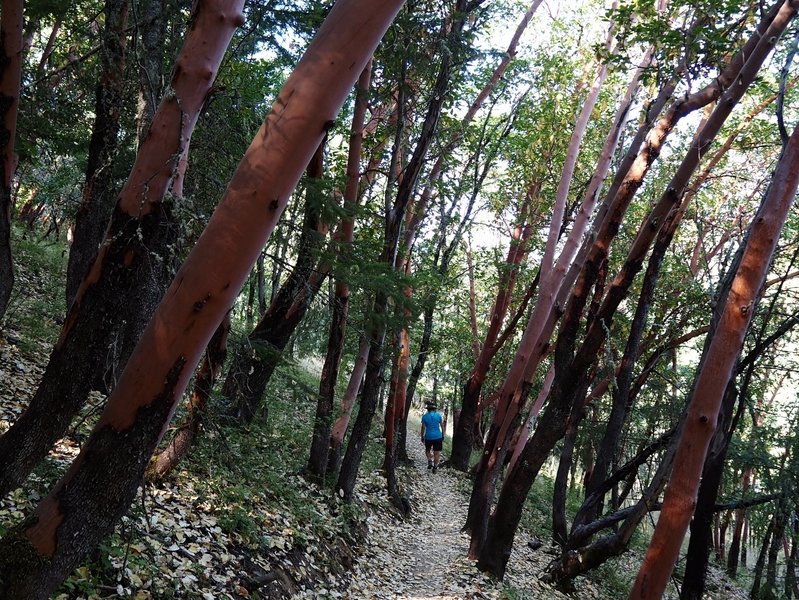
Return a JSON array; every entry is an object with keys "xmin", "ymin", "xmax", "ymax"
[
  {"xmin": 0, "ymin": 0, "xmax": 238, "ymax": 500},
  {"xmin": 0, "ymin": 1, "xmax": 403, "ymax": 595},
  {"xmin": 452, "ymin": 208, "xmax": 532, "ymax": 470},
  {"xmin": 476, "ymin": 4, "xmax": 790, "ymax": 579}
]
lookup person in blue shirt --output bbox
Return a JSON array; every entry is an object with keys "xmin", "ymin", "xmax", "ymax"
[{"xmin": 420, "ymin": 401, "xmax": 444, "ymax": 473}]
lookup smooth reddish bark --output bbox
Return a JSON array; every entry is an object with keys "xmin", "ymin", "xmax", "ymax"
[
  {"xmin": 451, "ymin": 200, "xmax": 533, "ymax": 470},
  {"xmin": 0, "ymin": 0, "xmax": 242, "ymax": 500},
  {"xmin": 475, "ymin": 3, "xmax": 792, "ymax": 577},
  {"xmin": 630, "ymin": 118, "xmax": 799, "ymax": 599},
  {"xmin": 148, "ymin": 310, "xmax": 231, "ymax": 480},
  {"xmin": 0, "ymin": 1, "xmax": 404, "ymax": 595},
  {"xmin": 327, "ymin": 336, "xmax": 370, "ymax": 477}
]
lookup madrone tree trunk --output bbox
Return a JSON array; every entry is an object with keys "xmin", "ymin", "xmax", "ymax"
[
  {"xmin": 474, "ymin": 4, "xmax": 792, "ymax": 577},
  {"xmin": 0, "ymin": 0, "xmax": 241, "ymax": 500},
  {"xmin": 629, "ymin": 112, "xmax": 799, "ymax": 600},
  {"xmin": 66, "ymin": 0, "xmax": 129, "ymax": 308},
  {"xmin": 306, "ymin": 61, "xmax": 371, "ymax": 482},
  {"xmin": 221, "ymin": 142, "xmax": 327, "ymax": 424},
  {"xmin": 147, "ymin": 310, "xmax": 231, "ymax": 480},
  {"xmin": 0, "ymin": 1, "xmax": 404, "ymax": 596}
]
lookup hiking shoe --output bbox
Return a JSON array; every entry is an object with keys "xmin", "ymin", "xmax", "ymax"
[
  {"xmin": 432, "ymin": 465, "xmax": 438, "ymax": 474},
  {"xmin": 427, "ymin": 461, "xmax": 433, "ymax": 470}
]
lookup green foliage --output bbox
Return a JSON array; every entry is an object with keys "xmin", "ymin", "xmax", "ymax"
[{"xmin": 2, "ymin": 225, "xmax": 67, "ymax": 351}]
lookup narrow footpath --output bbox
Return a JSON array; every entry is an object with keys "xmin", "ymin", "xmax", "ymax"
[{"xmin": 326, "ymin": 429, "xmax": 586, "ymax": 600}]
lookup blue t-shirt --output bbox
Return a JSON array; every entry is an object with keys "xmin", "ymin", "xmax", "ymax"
[{"xmin": 422, "ymin": 411, "xmax": 443, "ymax": 440}]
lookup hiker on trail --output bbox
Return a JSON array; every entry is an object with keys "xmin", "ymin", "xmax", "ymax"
[{"xmin": 421, "ymin": 401, "xmax": 444, "ymax": 473}]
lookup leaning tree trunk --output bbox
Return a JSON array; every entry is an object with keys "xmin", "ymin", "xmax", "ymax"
[
  {"xmin": 134, "ymin": 0, "xmax": 165, "ymax": 143},
  {"xmin": 221, "ymin": 142, "xmax": 327, "ymax": 424},
  {"xmin": 452, "ymin": 207, "xmax": 532, "ymax": 470},
  {"xmin": 0, "ymin": 0, "xmax": 23, "ymax": 322},
  {"xmin": 680, "ymin": 381, "xmax": 741, "ymax": 599},
  {"xmin": 417, "ymin": 0, "xmax": 546, "ymax": 472},
  {"xmin": 0, "ymin": 1, "xmax": 404, "ymax": 596},
  {"xmin": 763, "ymin": 510, "xmax": 787, "ymax": 600},
  {"xmin": 147, "ymin": 310, "xmax": 231, "ymax": 480},
  {"xmin": 0, "ymin": 0, "xmax": 240, "ymax": 501},
  {"xmin": 476, "ymin": 4, "xmax": 793, "ymax": 579},
  {"xmin": 326, "ymin": 335, "xmax": 370, "ymax": 477},
  {"xmin": 752, "ymin": 517, "xmax": 777, "ymax": 599},
  {"xmin": 629, "ymin": 86, "xmax": 799, "ymax": 600},
  {"xmin": 66, "ymin": 0, "xmax": 130, "ymax": 308}
]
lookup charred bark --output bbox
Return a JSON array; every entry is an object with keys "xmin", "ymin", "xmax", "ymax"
[{"xmin": 66, "ymin": 0, "xmax": 129, "ymax": 307}]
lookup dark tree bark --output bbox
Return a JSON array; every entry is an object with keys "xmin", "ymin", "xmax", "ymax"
[
  {"xmin": 133, "ymin": 0, "xmax": 165, "ymax": 143},
  {"xmin": 66, "ymin": 0, "xmax": 130, "ymax": 308},
  {"xmin": 752, "ymin": 517, "xmax": 776, "ymax": 599},
  {"xmin": 764, "ymin": 510, "xmax": 787, "ymax": 600},
  {"xmin": 552, "ymin": 406, "xmax": 583, "ymax": 547},
  {"xmin": 0, "ymin": 0, "xmax": 239, "ymax": 500},
  {"xmin": 477, "ymin": 4, "xmax": 792, "ymax": 580},
  {"xmin": 0, "ymin": 0, "xmax": 23, "ymax": 322},
  {"xmin": 785, "ymin": 518, "xmax": 798, "ymax": 599},
  {"xmin": 0, "ymin": 1, "xmax": 403, "ymax": 595}
]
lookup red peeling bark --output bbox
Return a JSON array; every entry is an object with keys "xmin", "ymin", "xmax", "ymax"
[{"xmin": 0, "ymin": 0, "xmax": 243, "ymax": 501}]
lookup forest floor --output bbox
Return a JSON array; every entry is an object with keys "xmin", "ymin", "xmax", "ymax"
[{"xmin": 304, "ymin": 433, "xmax": 602, "ymax": 600}]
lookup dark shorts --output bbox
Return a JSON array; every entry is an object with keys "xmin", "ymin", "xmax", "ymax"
[{"xmin": 425, "ymin": 438, "xmax": 443, "ymax": 452}]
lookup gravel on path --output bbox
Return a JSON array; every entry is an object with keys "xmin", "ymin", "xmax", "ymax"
[{"xmin": 302, "ymin": 429, "xmax": 589, "ymax": 600}]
